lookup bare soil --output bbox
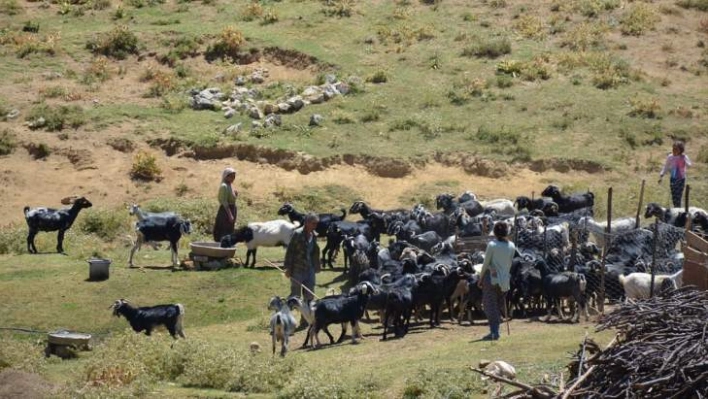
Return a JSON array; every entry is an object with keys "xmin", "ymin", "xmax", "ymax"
[{"xmin": 0, "ymin": 369, "xmax": 56, "ymax": 399}]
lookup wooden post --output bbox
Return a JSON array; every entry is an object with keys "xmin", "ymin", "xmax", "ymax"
[
  {"xmin": 650, "ymin": 218, "xmax": 658, "ymax": 298},
  {"xmin": 599, "ymin": 187, "xmax": 612, "ymax": 313},
  {"xmin": 635, "ymin": 180, "xmax": 645, "ymax": 229},
  {"xmin": 685, "ymin": 184, "xmax": 691, "ymax": 232}
]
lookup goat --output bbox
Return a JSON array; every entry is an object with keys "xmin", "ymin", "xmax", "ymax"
[
  {"xmin": 436, "ymin": 193, "xmax": 484, "ymax": 217},
  {"xmin": 577, "ymin": 216, "xmax": 636, "ymax": 249},
  {"xmin": 129, "ymin": 214, "xmax": 191, "ymax": 267},
  {"xmin": 128, "ymin": 203, "xmax": 177, "ymax": 250},
  {"xmin": 514, "ymin": 196, "xmax": 559, "ymax": 216},
  {"xmin": 110, "ymin": 299, "xmax": 185, "ymax": 339},
  {"xmin": 24, "ymin": 196, "xmax": 93, "ymax": 254},
  {"xmin": 349, "ymin": 201, "xmax": 411, "ymax": 240},
  {"xmin": 277, "ymin": 202, "xmax": 346, "ymax": 238},
  {"xmin": 643, "ymin": 202, "xmax": 705, "ymax": 228},
  {"xmin": 480, "ymin": 198, "xmax": 516, "ymax": 217},
  {"xmin": 220, "ymin": 220, "xmax": 297, "ymax": 267},
  {"xmin": 312, "ymin": 281, "xmax": 379, "ymax": 347},
  {"xmin": 535, "ymin": 260, "xmax": 589, "ymax": 323},
  {"xmin": 619, "ymin": 270, "xmax": 683, "ymax": 300},
  {"xmin": 268, "ymin": 296, "xmax": 297, "ymax": 356},
  {"xmin": 540, "ymin": 185, "xmax": 594, "ymax": 214}
]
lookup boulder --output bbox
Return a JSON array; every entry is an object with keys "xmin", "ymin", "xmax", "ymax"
[{"xmin": 309, "ymin": 114, "xmax": 323, "ymax": 127}]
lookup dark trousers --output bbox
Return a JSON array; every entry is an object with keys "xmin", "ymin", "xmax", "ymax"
[
  {"xmin": 670, "ymin": 178, "xmax": 685, "ymax": 208},
  {"xmin": 482, "ymin": 273, "xmax": 505, "ymax": 336}
]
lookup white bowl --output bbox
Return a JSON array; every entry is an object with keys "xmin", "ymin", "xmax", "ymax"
[{"xmin": 189, "ymin": 241, "xmax": 236, "ymax": 258}]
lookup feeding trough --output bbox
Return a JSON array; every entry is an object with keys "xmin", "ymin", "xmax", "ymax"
[
  {"xmin": 189, "ymin": 242, "xmax": 237, "ymax": 270},
  {"xmin": 45, "ymin": 330, "xmax": 91, "ymax": 359},
  {"xmin": 87, "ymin": 258, "xmax": 111, "ymax": 281}
]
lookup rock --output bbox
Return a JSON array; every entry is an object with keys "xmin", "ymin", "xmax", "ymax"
[
  {"xmin": 42, "ymin": 71, "xmax": 63, "ymax": 80},
  {"xmin": 224, "ymin": 108, "xmax": 236, "ymax": 118},
  {"xmin": 251, "ymin": 121, "xmax": 263, "ymax": 130},
  {"xmin": 302, "ymin": 86, "xmax": 321, "ymax": 97},
  {"xmin": 309, "ymin": 114, "xmax": 323, "ymax": 126},
  {"xmin": 277, "ymin": 102, "xmax": 291, "ymax": 113},
  {"xmin": 263, "ymin": 103, "xmax": 278, "ymax": 115},
  {"xmin": 235, "ymin": 76, "xmax": 246, "ymax": 86},
  {"xmin": 264, "ymin": 114, "xmax": 282, "ymax": 128},
  {"xmin": 251, "ymin": 72, "xmax": 265, "ymax": 84},
  {"xmin": 324, "ymin": 74, "xmax": 338, "ymax": 84},
  {"xmin": 225, "ymin": 123, "xmax": 242, "ymax": 135},
  {"xmin": 6, "ymin": 109, "xmax": 20, "ymax": 119},
  {"xmin": 308, "ymin": 93, "xmax": 326, "ymax": 104},
  {"xmin": 335, "ymin": 82, "xmax": 350, "ymax": 95},
  {"xmin": 26, "ymin": 117, "xmax": 46, "ymax": 129},
  {"xmin": 247, "ymin": 106, "xmax": 263, "ymax": 120},
  {"xmin": 191, "ymin": 97, "xmax": 215, "ymax": 110},
  {"xmin": 286, "ymin": 96, "xmax": 304, "ymax": 111}
]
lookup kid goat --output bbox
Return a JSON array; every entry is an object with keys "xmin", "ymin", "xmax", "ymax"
[{"xmin": 24, "ymin": 196, "xmax": 93, "ymax": 254}]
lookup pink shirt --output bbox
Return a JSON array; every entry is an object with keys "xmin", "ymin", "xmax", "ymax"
[{"xmin": 660, "ymin": 154, "xmax": 691, "ymax": 180}]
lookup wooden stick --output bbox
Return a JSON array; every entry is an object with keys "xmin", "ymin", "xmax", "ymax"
[
  {"xmin": 263, "ymin": 258, "xmax": 321, "ymax": 300},
  {"xmin": 470, "ymin": 367, "xmax": 555, "ymax": 399},
  {"xmin": 561, "ymin": 365, "xmax": 597, "ymax": 399}
]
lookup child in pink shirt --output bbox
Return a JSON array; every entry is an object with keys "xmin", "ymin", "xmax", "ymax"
[{"xmin": 659, "ymin": 140, "xmax": 691, "ymax": 208}]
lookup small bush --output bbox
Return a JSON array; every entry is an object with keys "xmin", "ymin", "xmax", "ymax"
[
  {"xmin": 0, "ymin": 0, "xmax": 22, "ymax": 15},
  {"xmin": 175, "ymin": 183, "xmax": 189, "ymax": 197},
  {"xmin": 514, "ymin": 15, "xmax": 546, "ymax": 39},
  {"xmin": 146, "ymin": 70, "xmax": 176, "ymax": 97},
  {"xmin": 561, "ymin": 22, "xmax": 608, "ymax": 51},
  {"xmin": 676, "ymin": 0, "xmax": 708, "ymax": 12},
  {"xmin": 79, "ymin": 209, "xmax": 127, "ymax": 240},
  {"xmin": 487, "ymin": 0, "xmax": 506, "ymax": 8},
  {"xmin": 402, "ymin": 368, "xmax": 484, "ymax": 398},
  {"xmin": 628, "ymin": 96, "xmax": 662, "ymax": 119},
  {"xmin": 26, "ymin": 104, "xmax": 85, "ymax": 131},
  {"xmin": 366, "ymin": 70, "xmax": 388, "ymax": 83},
  {"xmin": 13, "ymin": 32, "xmax": 60, "ymax": 58},
  {"xmin": 0, "ymin": 226, "xmax": 25, "ymax": 255},
  {"xmin": 621, "ymin": 3, "xmax": 660, "ymax": 36},
  {"xmin": 160, "ymin": 93, "xmax": 187, "ymax": 113},
  {"xmin": 158, "ymin": 35, "xmax": 200, "ymax": 66},
  {"xmin": 322, "ymin": 0, "xmax": 354, "ymax": 17},
  {"xmin": 130, "ymin": 150, "xmax": 162, "ymax": 181},
  {"xmin": 205, "ymin": 26, "xmax": 245, "ymax": 61},
  {"xmin": 86, "ymin": 25, "xmax": 140, "ymax": 60},
  {"xmin": 261, "ymin": 7, "xmax": 278, "ymax": 25},
  {"xmin": 241, "ymin": 2, "xmax": 263, "ymax": 21},
  {"xmin": 24, "ymin": 142, "xmax": 51, "ymax": 159},
  {"xmin": 496, "ymin": 74, "xmax": 514, "ymax": 88},
  {"xmin": 577, "ymin": 0, "xmax": 621, "ymax": 18},
  {"xmin": 82, "ymin": 56, "xmax": 112, "ymax": 83},
  {"xmin": 0, "ymin": 336, "xmax": 48, "ymax": 373},
  {"xmin": 461, "ymin": 37, "xmax": 511, "ymax": 58},
  {"xmin": 697, "ymin": 144, "xmax": 708, "ymax": 163},
  {"xmin": 107, "ymin": 137, "xmax": 135, "ymax": 152},
  {"xmin": 0, "ymin": 129, "xmax": 17, "ymax": 155}
]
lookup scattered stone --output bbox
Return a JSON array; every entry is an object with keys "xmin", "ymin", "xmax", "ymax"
[
  {"xmin": 335, "ymin": 82, "xmax": 350, "ymax": 95},
  {"xmin": 235, "ymin": 76, "xmax": 246, "ymax": 86},
  {"xmin": 41, "ymin": 71, "xmax": 63, "ymax": 80},
  {"xmin": 277, "ymin": 102, "xmax": 291, "ymax": 113},
  {"xmin": 251, "ymin": 121, "xmax": 263, "ymax": 130},
  {"xmin": 264, "ymin": 114, "xmax": 282, "ymax": 128},
  {"xmin": 225, "ymin": 123, "xmax": 242, "ymax": 135},
  {"xmin": 251, "ymin": 72, "xmax": 265, "ymax": 84},
  {"xmin": 26, "ymin": 116, "xmax": 46, "ymax": 129},
  {"xmin": 247, "ymin": 106, "xmax": 263, "ymax": 120},
  {"xmin": 286, "ymin": 96, "xmax": 304, "ymax": 112},
  {"xmin": 224, "ymin": 108, "xmax": 236, "ymax": 118},
  {"xmin": 324, "ymin": 74, "xmax": 338, "ymax": 84},
  {"xmin": 309, "ymin": 114, "xmax": 323, "ymax": 126},
  {"xmin": 263, "ymin": 103, "xmax": 278, "ymax": 115},
  {"xmin": 6, "ymin": 109, "xmax": 20, "ymax": 119}
]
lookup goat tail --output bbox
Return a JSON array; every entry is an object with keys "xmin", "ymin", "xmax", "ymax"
[
  {"xmin": 618, "ymin": 274, "xmax": 626, "ymax": 287},
  {"xmin": 339, "ymin": 208, "xmax": 347, "ymax": 220},
  {"xmin": 578, "ymin": 274, "xmax": 587, "ymax": 293},
  {"xmin": 23, "ymin": 206, "xmax": 30, "ymax": 217}
]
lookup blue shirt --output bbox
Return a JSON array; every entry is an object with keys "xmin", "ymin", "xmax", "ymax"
[{"xmin": 480, "ymin": 239, "xmax": 516, "ymax": 292}]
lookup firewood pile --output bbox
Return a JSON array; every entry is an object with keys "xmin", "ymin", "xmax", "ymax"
[{"xmin": 471, "ymin": 286, "xmax": 708, "ymax": 398}]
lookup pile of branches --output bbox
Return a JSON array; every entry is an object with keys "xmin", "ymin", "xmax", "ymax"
[
  {"xmin": 565, "ymin": 286, "xmax": 708, "ymax": 398},
  {"xmin": 471, "ymin": 286, "xmax": 708, "ymax": 398}
]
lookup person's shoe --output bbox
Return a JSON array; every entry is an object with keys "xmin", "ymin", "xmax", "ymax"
[{"xmin": 481, "ymin": 333, "xmax": 497, "ymax": 341}]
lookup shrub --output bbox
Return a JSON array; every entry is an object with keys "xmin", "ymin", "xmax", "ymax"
[
  {"xmin": 577, "ymin": 0, "xmax": 621, "ymax": 18},
  {"xmin": 621, "ymin": 3, "xmax": 660, "ymax": 36},
  {"xmin": 628, "ymin": 96, "xmax": 661, "ymax": 118},
  {"xmin": 130, "ymin": 150, "xmax": 162, "ymax": 181},
  {"xmin": 461, "ymin": 37, "xmax": 511, "ymax": 58},
  {"xmin": 676, "ymin": 0, "xmax": 708, "ymax": 12},
  {"xmin": 86, "ymin": 25, "xmax": 140, "ymax": 60},
  {"xmin": 402, "ymin": 368, "xmax": 484, "ymax": 398},
  {"xmin": 82, "ymin": 56, "xmax": 112, "ymax": 83},
  {"xmin": 261, "ymin": 7, "xmax": 278, "ymax": 25},
  {"xmin": 26, "ymin": 104, "xmax": 85, "ymax": 131},
  {"xmin": 24, "ymin": 142, "xmax": 51, "ymax": 159},
  {"xmin": 107, "ymin": 137, "xmax": 135, "ymax": 152},
  {"xmin": 0, "ymin": 227, "xmax": 24, "ymax": 254},
  {"xmin": 322, "ymin": 0, "xmax": 354, "ymax": 17},
  {"xmin": 0, "ymin": 0, "xmax": 22, "ymax": 15},
  {"xmin": 79, "ymin": 209, "xmax": 127, "ymax": 240},
  {"xmin": 0, "ymin": 129, "xmax": 17, "ymax": 155},
  {"xmin": 160, "ymin": 93, "xmax": 187, "ymax": 113},
  {"xmin": 366, "ymin": 70, "xmax": 388, "ymax": 83},
  {"xmin": 0, "ymin": 336, "xmax": 48, "ymax": 373},
  {"xmin": 205, "ymin": 26, "xmax": 245, "ymax": 61},
  {"xmin": 561, "ymin": 22, "xmax": 608, "ymax": 51},
  {"xmin": 13, "ymin": 32, "xmax": 60, "ymax": 58},
  {"xmin": 158, "ymin": 35, "xmax": 200, "ymax": 66},
  {"xmin": 487, "ymin": 0, "xmax": 506, "ymax": 8},
  {"xmin": 514, "ymin": 15, "xmax": 546, "ymax": 39},
  {"xmin": 241, "ymin": 2, "xmax": 263, "ymax": 21},
  {"xmin": 146, "ymin": 70, "xmax": 176, "ymax": 97}
]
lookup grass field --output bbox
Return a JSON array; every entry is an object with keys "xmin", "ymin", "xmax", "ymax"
[{"xmin": 0, "ymin": 246, "xmax": 615, "ymax": 398}]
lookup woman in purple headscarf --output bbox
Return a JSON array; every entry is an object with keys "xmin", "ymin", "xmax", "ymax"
[{"xmin": 213, "ymin": 167, "xmax": 238, "ymax": 242}]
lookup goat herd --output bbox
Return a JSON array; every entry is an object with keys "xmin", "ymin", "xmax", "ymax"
[{"xmin": 21, "ymin": 185, "xmax": 708, "ymax": 357}]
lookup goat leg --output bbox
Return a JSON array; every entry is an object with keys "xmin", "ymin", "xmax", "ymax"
[{"xmin": 57, "ymin": 230, "xmax": 66, "ymax": 254}]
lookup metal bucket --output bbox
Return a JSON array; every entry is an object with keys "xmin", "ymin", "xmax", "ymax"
[{"xmin": 88, "ymin": 258, "xmax": 111, "ymax": 281}]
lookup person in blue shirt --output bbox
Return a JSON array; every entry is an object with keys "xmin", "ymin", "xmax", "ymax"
[{"xmin": 477, "ymin": 222, "xmax": 515, "ymax": 341}]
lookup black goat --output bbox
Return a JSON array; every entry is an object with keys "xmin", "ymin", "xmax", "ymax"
[
  {"xmin": 535, "ymin": 260, "xmax": 588, "ymax": 323},
  {"xmin": 312, "ymin": 281, "xmax": 378, "ymax": 347},
  {"xmin": 129, "ymin": 215, "xmax": 191, "ymax": 267},
  {"xmin": 110, "ymin": 299, "xmax": 185, "ymax": 339},
  {"xmin": 349, "ymin": 201, "xmax": 410, "ymax": 239},
  {"xmin": 540, "ymin": 185, "xmax": 594, "ymax": 214},
  {"xmin": 435, "ymin": 193, "xmax": 484, "ymax": 217},
  {"xmin": 24, "ymin": 196, "xmax": 93, "ymax": 254},
  {"xmin": 277, "ymin": 202, "xmax": 347, "ymax": 238},
  {"xmin": 644, "ymin": 202, "xmax": 689, "ymax": 227},
  {"xmin": 514, "ymin": 196, "xmax": 559, "ymax": 216}
]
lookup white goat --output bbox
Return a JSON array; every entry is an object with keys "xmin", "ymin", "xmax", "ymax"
[
  {"xmin": 220, "ymin": 219, "xmax": 298, "ymax": 267},
  {"xmin": 577, "ymin": 216, "xmax": 636, "ymax": 249},
  {"xmin": 619, "ymin": 270, "xmax": 683, "ymax": 300},
  {"xmin": 480, "ymin": 199, "xmax": 516, "ymax": 217},
  {"xmin": 268, "ymin": 296, "xmax": 297, "ymax": 357}
]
